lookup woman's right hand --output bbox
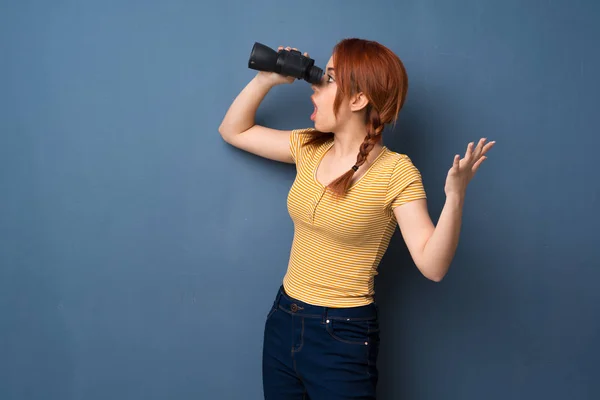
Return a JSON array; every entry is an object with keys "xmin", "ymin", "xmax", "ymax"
[{"xmin": 255, "ymin": 46, "xmax": 310, "ymax": 87}]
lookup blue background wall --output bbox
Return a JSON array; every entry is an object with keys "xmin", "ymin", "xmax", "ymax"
[{"xmin": 1, "ymin": 1, "xmax": 599, "ymax": 399}]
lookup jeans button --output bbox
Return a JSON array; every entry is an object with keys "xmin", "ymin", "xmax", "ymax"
[{"xmin": 290, "ymin": 304, "xmax": 298, "ymax": 312}]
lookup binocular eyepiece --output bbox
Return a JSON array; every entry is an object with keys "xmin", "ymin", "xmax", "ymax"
[{"xmin": 248, "ymin": 42, "xmax": 323, "ymax": 85}]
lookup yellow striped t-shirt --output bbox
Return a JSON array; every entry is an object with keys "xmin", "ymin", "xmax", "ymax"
[{"xmin": 283, "ymin": 128, "xmax": 427, "ymax": 307}]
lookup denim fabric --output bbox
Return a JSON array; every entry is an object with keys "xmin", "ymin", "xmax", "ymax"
[{"xmin": 262, "ymin": 286, "xmax": 380, "ymax": 399}]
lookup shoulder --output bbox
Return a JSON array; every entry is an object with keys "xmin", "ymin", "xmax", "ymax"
[
  {"xmin": 380, "ymin": 149, "xmax": 421, "ymax": 176},
  {"xmin": 382, "ymin": 149, "xmax": 427, "ymax": 207},
  {"xmin": 383, "ymin": 150, "xmax": 424, "ymax": 192},
  {"xmin": 290, "ymin": 127, "xmax": 324, "ymax": 148},
  {"xmin": 290, "ymin": 128, "xmax": 332, "ymax": 164},
  {"xmin": 291, "ymin": 127, "xmax": 318, "ymax": 140}
]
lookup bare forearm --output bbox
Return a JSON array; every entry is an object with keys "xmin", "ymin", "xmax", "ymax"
[
  {"xmin": 218, "ymin": 74, "xmax": 274, "ymax": 140},
  {"xmin": 421, "ymin": 194, "xmax": 465, "ymax": 281}
]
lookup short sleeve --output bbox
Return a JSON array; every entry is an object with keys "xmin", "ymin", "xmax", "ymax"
[
  {"xmin": 385, "ymin": 155, "xmax": 427, "ymax": 209},
  {"xmin": 290, "ymin": 128, "xmax": 317, "ymax": 165}
]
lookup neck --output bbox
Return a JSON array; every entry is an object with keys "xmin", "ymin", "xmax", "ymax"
[{"xmin": 330, "ymin": 126, "xmax": 383, "ymax": 160}]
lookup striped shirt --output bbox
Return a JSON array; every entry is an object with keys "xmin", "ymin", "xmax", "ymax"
[{"xmin": 282, "ymin": 128, "xmax": 427, "ymax": 307}]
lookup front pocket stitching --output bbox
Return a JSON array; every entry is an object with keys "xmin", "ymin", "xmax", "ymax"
[
  {"xmin": 266, "ymin": 307, "xmax": 277, "ymax": 320},
  {"xmin": 326, "ymin": 321, "xmax": 368, "ymax": 345}
]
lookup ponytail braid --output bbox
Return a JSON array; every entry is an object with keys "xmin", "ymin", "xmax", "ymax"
[{"xmin": 327, "ymin": 106, "xmax": 384, "ymax": 197}]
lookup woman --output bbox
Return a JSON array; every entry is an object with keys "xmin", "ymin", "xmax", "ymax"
[{"xmin": 219, "ymin": 38, "xmax": 494, "ymax": 399}]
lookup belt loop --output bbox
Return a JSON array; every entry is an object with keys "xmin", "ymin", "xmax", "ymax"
[{"xmin": 322, "ymin": 307, "xmax": 328, "ymax": 324}]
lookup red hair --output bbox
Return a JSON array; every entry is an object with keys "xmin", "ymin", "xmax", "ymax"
[{"xmin": 306, "ymin": 38, "xmax": 409, "ymax": 197}]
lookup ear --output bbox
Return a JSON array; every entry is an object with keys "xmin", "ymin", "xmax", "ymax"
[{"xmin": 349, "ymin": 92, "xmax": 369, "ymax": 112}]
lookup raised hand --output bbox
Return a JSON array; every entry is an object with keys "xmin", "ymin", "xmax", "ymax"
[{"xmin": 444, "ymin": 138, "xmax": 496, "ymax": 197}]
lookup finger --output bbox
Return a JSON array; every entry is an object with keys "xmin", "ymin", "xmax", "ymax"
[
  {"xmin": 278, "ymin": 46, "xmax": 283, "ymax": 51},
  {"xmin": 292, "ymin": 47, "xmax": 298, "ymax": 51},
  {"xmin": 465, "ymin": 142, "xmax": 474, "ymax": 162},
  {"xmin": 452, "ymin": 154, "xmax": 460, "ymax": 170},
  {"xmin": 304, "ymin": 52, "xmax": 309, "ymax": 57},
  {"xmin": 479, "ymin": 141, "xmax": 496, "ymax": 157},
  {"xmin": 285, "ymin": 46, "xmax": 291, "ymax": 51},
  {"xmin": 472, "ymin": 156, "xmax": 487, "ymax": 172},
  {"xmin": 473, "ymin": 138, "xmax": 486, "ymax": 159}
]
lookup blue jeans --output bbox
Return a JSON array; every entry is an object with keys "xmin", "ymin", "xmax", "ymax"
[{"xmin": 262, "ymin": 286, "xmax": 380, "ymax": 399}]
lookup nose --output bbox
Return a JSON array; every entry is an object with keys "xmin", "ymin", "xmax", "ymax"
[
  {"xmin": 311, "ymin": 75, "xmax": 325, "ymax": 91},
  {"xmin": 311, "ymin": 80, "xmax": 321, "ymax": 92}
]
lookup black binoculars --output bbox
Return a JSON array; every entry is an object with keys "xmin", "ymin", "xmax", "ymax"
[{"xmin": 248, "ymin": 42, "xmax": 324, "ymax": 84}]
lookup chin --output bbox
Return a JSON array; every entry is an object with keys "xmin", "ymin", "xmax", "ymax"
[{"xmin": 313, "ymin": 120, "xmax": 334, "ymax": 133}]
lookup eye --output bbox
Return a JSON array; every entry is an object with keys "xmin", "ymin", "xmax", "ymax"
[{"xmin": 327, "ymin": 74, "xmax": 335, "ymax": 83}]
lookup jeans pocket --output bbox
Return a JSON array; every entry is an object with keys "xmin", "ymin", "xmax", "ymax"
[
  {"xmin": 266, "ymin": 306, "xmax": 278, "ymax": 320},
  {"xmin": 325, "ymin": 318, "xmax": 377, "ymax": 345}
]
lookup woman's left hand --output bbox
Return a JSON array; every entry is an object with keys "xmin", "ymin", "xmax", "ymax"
[{"xmin": 445, "ymin": 138, "xmax": 495, "ymax": 198}]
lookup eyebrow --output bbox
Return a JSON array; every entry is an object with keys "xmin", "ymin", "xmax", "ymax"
[{"xmin": 327, "ymin": 67, "xmax": 335, "ymax": 72}]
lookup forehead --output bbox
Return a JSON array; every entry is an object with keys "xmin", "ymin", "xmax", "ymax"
[{"xmin": 325, "ymin": 56, "xmax": 334, "ymax": 69}]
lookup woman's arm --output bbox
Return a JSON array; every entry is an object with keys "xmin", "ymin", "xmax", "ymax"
[
  {"xmin": 393, "ymin": 139, "xmax": 495, "ymax": 281},
  {"xmin": 393, "ymin": 196, "xmax": 462, "ymax": 282},
  {"xmin": 218, "ymin": 73, "xmax": 294, "ymax": 163},
  {"xmin": 218, "ymin": 47, "xmax": 308, "ymax": 163}
]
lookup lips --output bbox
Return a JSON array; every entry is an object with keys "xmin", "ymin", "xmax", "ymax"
[{"xmin": 310, "ymin": 97, "xmax": 318, "ymax": 121}]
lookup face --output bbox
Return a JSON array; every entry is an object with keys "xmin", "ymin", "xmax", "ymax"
[{"xmin": 310, "ymin": 56, "xmax": 353, "ymax": 133}]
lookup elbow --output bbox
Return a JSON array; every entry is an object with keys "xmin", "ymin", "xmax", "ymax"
[
  {"xmin": 218, "ymin": 124, "xmax": 232, "ymax": 143},
  {"xmin": 219, "ymin": 123, "xmax": 245, "ymax": 145},
  {"xmin": 427, "ymin": 273, "xmax": 446, "ymax": 283},
  {"xmin": 419, "ymin": 263, "xmax": 448, "ymax": 282}
]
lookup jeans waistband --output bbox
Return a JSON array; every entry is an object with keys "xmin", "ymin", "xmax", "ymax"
[{"xmin": 274, "ymin": 286, "xmax": 378, "ymax": 321}]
